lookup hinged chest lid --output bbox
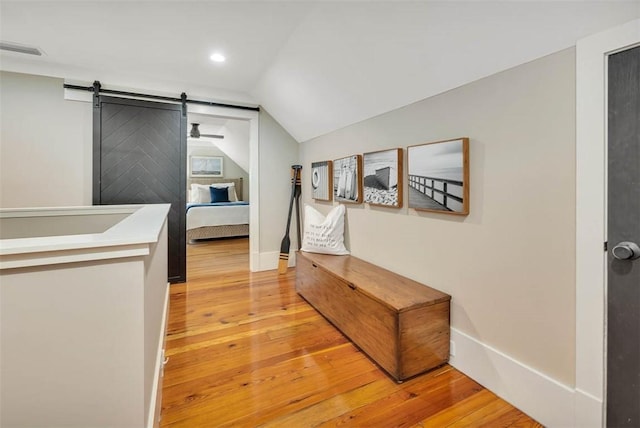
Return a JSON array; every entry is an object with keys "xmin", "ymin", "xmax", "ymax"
[{"xmin": 297, "ymin": 251, "xmax": 451, "ymax": 312}]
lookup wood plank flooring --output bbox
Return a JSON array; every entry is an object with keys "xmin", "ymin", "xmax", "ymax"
[{"xmin": 161, "ymin": 238, "xmax": 543, "ymax": 427}]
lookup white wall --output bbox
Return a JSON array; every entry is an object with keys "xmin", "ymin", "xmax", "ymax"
[
  {"xmin": 301, "ymin": 48, "xmax": 576, "ymax": 392},
  {"xmin": 258, "ymin": 110, "xmax": 300, "ymax": 257},
  {"xmin": 0, "ymin": 71, "xmax": 92, "ymax": 207},
  {"xmin": 218, "ymin": 119, "xmax": 250, "ymax": 173}
]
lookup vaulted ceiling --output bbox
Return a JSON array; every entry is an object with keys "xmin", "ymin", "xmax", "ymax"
[{"xmin": 1, "ymin": 1, "xmax": 638, "ymax": 142}]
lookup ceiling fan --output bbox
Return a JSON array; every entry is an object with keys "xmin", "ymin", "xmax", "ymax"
[{"xmin": 189, "ymin": 123, "xmax": 224, "ymax": 139}]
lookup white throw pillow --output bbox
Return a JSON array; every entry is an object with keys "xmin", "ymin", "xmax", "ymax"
[
  {"xmin": 191, "ymin": 185, "xmax": 211, "ymax": 203},
  {"xmin": 301, "ymin": 204, "xmax": 349, "ymax": 255},
  {"xmin": 190, "ymin": 183, "xmax": 238, "ymax": 203}
]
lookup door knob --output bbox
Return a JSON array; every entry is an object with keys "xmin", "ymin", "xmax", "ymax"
[{"xmin": 612, "ymin": 241, "xmax": 640, "ymax": 260}]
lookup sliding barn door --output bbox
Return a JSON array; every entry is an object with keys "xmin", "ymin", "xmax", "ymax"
[{"xmin": 93, "ymin": 96, "xmax": 187, "ymax": 283}]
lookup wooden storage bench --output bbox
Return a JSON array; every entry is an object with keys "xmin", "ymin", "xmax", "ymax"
[{"xmin": 296, "ymin": 251, "xmax": 451, "ymax": 382}]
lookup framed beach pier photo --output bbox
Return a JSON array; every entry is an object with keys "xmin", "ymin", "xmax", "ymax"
[{"xmin": 407, "ymin": 138, "xmax": 469, "ymax": 215}]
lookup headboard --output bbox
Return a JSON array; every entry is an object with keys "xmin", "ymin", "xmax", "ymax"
[{"xmin": 187, "ymin": 177, "xmax": 244, "ymax": 201}]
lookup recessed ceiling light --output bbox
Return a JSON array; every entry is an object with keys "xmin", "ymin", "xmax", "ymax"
[{"xmin": 210, "ymin": 53, "xmax": 226, "ymax": 63}]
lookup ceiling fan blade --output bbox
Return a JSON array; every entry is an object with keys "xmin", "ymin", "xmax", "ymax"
[{"xmin": 188, "ymin": 123, "xmax": 224, "ymax": 139}]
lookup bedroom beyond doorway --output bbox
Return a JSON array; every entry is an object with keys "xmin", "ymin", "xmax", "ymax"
[{"xmin": 186, "ymin": 113, "xmax": 251, "ymax": 270}]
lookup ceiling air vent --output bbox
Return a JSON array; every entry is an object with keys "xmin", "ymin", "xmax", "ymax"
[{"xmin": 0, "ymin": 41, "xmax": 43, "ymax": 56}]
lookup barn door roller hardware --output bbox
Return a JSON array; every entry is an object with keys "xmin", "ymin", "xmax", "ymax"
[{"xmin": 64, "ymin": 81, "xmax": 260, "ymax": 112}]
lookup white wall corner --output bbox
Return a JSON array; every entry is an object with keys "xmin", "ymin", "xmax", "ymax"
[
  {"xmin": 256, "ymin": 250, "xmax": 297, "ymax": 272},
  {"xmin": 575, "ymin": 388, "xmax": 604, "ymax": 428},
  {"xmin": 449, "ymin": 328, "xmax": 575, "ymax": 427},
  {"xmin": 249, "ymin": 110, "xmax": 260, "ymax": 272}
]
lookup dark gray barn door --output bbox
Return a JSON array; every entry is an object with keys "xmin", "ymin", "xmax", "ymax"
[
  {"xmin": 607, "ymin": 45, "xmax": 640, "ymax": 427},
  {"xmin": 94, "ymin": 96, "xmax": 187, "ymax": 283}
]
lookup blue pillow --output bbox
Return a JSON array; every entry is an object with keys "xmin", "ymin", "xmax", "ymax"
[{"xmin": 209, "ymin": 186, "xmax": 230, "ymax": 203}]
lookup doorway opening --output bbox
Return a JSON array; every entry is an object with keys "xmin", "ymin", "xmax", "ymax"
[{"xmin": 186, "ymin": 112, "xmax": 251, "ymax": 272}]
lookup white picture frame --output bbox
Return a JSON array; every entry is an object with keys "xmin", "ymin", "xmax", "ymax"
[{"xmin": 190, "ymin": 156, "xmax": 223, "ymax": 177}]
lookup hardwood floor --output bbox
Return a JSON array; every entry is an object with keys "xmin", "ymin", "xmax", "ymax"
[{"xmin": 161, "ymin": 238, "xmax": 543, "ymax": 427}]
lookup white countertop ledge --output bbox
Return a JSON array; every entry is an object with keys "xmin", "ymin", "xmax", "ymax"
[{"xmin": 0, "ymin": 204, "xmax": 170, "ymax": 269}]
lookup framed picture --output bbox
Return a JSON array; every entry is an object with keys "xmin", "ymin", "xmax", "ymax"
[
  {"xmin": 333, "ymin": 154, "xmax": 363, "ymax": 203},
  {"xmin": 311, "ymin": 160, "xmax": 333, "ymax": 201},
  {"xmin": 407, "ymin": 137, "xmax": 469, "ymax": 215},
  {"xmin": 190, "ymin": 156, "xmax": 223, "ymax": 177},
  {"xmin": 363, "ymin": 148, "xmax": 403, "ymax": 208}
]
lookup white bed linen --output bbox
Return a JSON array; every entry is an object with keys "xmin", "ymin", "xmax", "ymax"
[{"xmin": 186, "ymin": 204, "xmax": 249, "ymax": 230}]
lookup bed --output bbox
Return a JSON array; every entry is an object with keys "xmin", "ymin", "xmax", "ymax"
[{"xmin": 186, "ymin": 177, "xmax": 249, "ymax": 242}]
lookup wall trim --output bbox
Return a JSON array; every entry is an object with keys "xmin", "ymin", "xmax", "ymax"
[
  {"xmin": 449, "ymin": 328, "xmax": 575, "ymax": 427},
  {"xmin": 575, "ymin": 388, "xmax": 604, "ymax": 428},
  {"xmin": 147, "ymin": 284, "xmax": 170, "ymax": 428}
]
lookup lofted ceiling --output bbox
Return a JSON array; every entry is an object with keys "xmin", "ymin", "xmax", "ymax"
[{"xmin": 1, "ymin": 1, "xmax": 638, "ymax": 142}]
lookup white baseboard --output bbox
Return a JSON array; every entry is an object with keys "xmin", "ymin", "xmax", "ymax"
[
  {"xmin": 449, "ymin": 328, "xmax": 578, "ymax": 427},
  {"xmin": 256, "ymin": 250, "xmax": 297, "ymax": 271}
]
